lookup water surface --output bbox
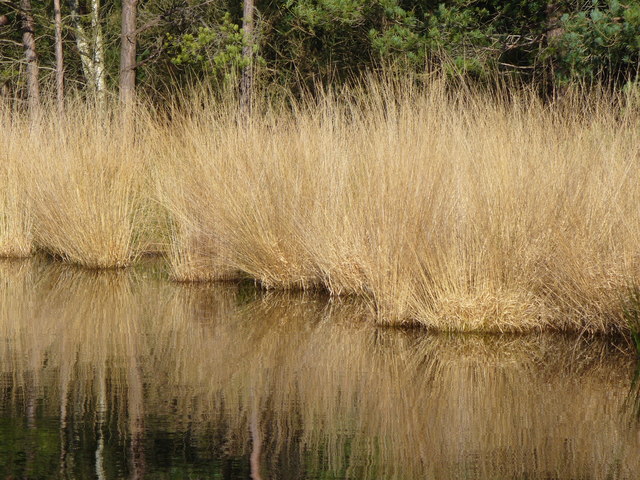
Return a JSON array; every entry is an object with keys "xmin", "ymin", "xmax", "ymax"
[{"xmin": 1, "ymin": 259, "xmax": 639, "ymax": 479}]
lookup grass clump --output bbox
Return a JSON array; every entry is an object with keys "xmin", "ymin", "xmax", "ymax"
[
  {"xmin": 623, "ymin": 285, "xmax": 640, "ymax": 355},
  {"xmin": 27, "ymin": 103, "xmax": 149, "ymax": 268},
  {"xmin": 0, "ymin": 110, "xmax": 32, "ymax": 257}
]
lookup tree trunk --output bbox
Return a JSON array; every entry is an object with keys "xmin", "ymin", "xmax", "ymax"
[
  {"xmin": 69, "ymin": 0, "xmax": 96, "ymax": 89},
  {"xmin": 240, "ymin": 0, "xmax": 255, "ymax": 113},
  {"xmin": 91, "ymin": 0, "xmax": 106, "ymax": 102},
  {"xmin": 545, "ymin": 2, "xmax": 564, "ymax": 42},
  {"xmin": 1, "ymin": 81, "xmax": 10, "ymax": 108},
  {"xmin": 545, "ymin": 2, "xmax": 565, "ymax": 96},
  {"xmin": 68, "ymin": 0, "xmax": 106, "ymax": 98},
  {"xmin": 249, "ymin": 397, "xmax": 263, "ymax": 480},
  {"xmin": 20, "ymin": 0, "xmax": 40, "ymax": 112},
  {"xmin": 53, "ymin": 0, "xmax": 64, "ymax": 114},
  {"xmin": 119, "ymin": 0, "xmax": 138, "ymax": 106}
]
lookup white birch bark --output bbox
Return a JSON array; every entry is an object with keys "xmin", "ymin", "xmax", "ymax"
[
  {"xmin": 69, "ymin": 0, "xmax": 96, "ymax": 88},
  {"xmin": 69, "ymin": 0, "xmax": 106, "ymax": 97},
  {"xmin": 90, "ymin": 0, "xmax": 106, "ymax": 99}
]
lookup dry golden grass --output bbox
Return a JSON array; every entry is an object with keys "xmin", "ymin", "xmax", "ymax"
[
  {"xmin": 0, "ymin": 110, "xmax": 33, "ymax": 257},
  {"xmin": 1, "ymin": 81, "xmax": 639, "ymax": 332},
  {"xmin": 28, "ymin": 104, "xmax": 149, "ymax": 268},
  {"xmin": 0, "ymin": 101, "xmax": 152, "ymax": 268},
  {"xmin": 153, "ymin": 82, "xmax": 640, "ymax": 333}
]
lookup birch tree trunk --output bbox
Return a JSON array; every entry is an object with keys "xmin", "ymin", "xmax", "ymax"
[
  {"xmin": 69, "ymin": 0, "xmax": 96, "ymax": 89},
  {"xmin": 1, "ymin": 82, "xmax": 10, "ymax": 108},
  {"xmin": 90, "ymin": 0, "xmax": 106, "ymax": 101},
  {"xmin": 119, "ymin": 0, "xmax": 138, "ymax": 106},
  {"xmin": 249, "ymin": 397, "xmax": 263, "ymax": 480},
  {"xmin": 68, "ymin": 0, "xmax": 106, "ymax": 98},
  {"xmin": 240, "ymin": 0, "xmax": 255, "ymax": 113},
  {"xmin": 53, "ymin": 0, "xmax": 64, "ymax": 114},
  {"xmin": 20, "ymin": 0, "xmax": 40, "ymax": 112}
]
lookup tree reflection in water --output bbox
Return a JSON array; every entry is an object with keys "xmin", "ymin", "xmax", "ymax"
[{"xmin": 0, "ymin": 259, "xmax": 638, "ymax": 480}]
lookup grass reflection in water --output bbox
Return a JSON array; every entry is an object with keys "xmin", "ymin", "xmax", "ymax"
[{"xmin": 0, "ymin": 259, "xmax": 638, "ymax": 480}]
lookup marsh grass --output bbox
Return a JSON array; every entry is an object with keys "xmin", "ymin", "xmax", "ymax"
[
  {"xmin": 28, "ymin": 103, "xmax": 150, "ymax": 268},
  {"xmin": 1, "ymin": 80, "xmax": 639, "ymax": 332},
  {"xmin": 153, "ymin": 81, "xmax": 640, "ymax": 333},
  {"xmin": 0, "ymin": 111, "xmax": 32, "ymax": 257}
]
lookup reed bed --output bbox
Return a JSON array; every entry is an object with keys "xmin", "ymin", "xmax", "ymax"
[
  {"xmin": 1, "ymin": 81, "xmax": 639, "ymax": 332},
  {"xmin": 153, "ymin": 83, "xmax": 640, "ymax": 333}
]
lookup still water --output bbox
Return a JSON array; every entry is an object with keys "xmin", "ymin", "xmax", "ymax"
[{"xmin": 0, "ymin": 259, "xmax": 639, "ymax": 479}]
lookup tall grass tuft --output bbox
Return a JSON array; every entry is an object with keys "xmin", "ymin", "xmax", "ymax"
[
  {"xmin": 623, "ymin": 285, "xmax": 640, "ymax": 355},
  {"xmin": 0, "ymin": 109, "xmax": 32, "ymax": 257},
  {"xmin": 28, "ymin": 101, "xmax": 149, "ymax": 268}
]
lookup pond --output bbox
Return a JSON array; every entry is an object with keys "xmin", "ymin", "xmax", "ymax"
[{"xmin": 1, "ymin": 259, "xmax": 639, "ymax": 479}]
